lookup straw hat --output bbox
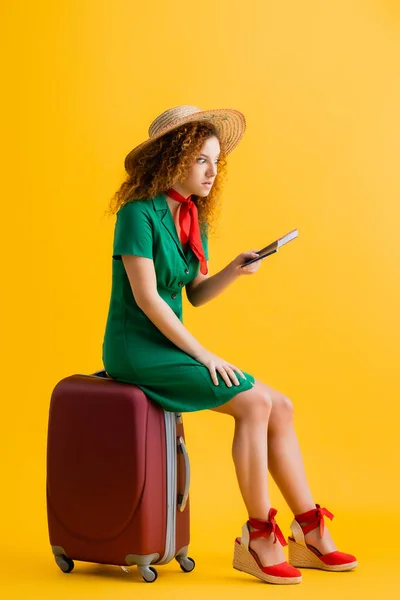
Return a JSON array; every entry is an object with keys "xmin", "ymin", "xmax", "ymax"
[{"xmin": 124, "ymin": 105, "xmax": 246, "ymax": 171}]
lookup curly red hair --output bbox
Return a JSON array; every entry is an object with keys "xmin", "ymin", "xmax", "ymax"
[{"xmin": 104, "ymin": 121, "xmax": 228, "ymax": 237}]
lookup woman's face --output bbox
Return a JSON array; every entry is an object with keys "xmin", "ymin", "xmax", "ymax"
[{"xmin": 175, "ymin": 135, "xmax": 221, "ymax": 198}]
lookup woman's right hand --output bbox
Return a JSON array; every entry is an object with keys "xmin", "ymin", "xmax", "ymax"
[{"xmin": 193, "ymin": 349, "xmax": 247, "ymax": 387}]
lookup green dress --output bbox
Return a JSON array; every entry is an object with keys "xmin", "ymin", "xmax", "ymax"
[{"xmin": 102, "ymin": 193, "xmax": 256, "ymax": 412}]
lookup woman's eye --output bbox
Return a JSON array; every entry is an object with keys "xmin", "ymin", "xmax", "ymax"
[{"xmin": 198, "ymin": 158, "xmax": 220, "ymax": 164}]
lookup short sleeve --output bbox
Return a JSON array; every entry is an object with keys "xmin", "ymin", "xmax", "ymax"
[
  {"xmin": 112, "ymin": 201, "xmax": 154, "ymax": 260},
  {"xmin": 200, "ymin": 223, "xmax": 209, "ymax": 261}
]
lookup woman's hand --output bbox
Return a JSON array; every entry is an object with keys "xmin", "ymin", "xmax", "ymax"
[
  {"xmin": 231, "ymin": 249, "xmax": 265, "ymax": 276},
  {"xmin": 193, "ymin": 348, "xmax": 248, "ymax": 387}
]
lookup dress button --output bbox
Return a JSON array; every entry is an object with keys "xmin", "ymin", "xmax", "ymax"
[
  {"xmin": 171, "ymin": 293, "xmax": 177, "ymax": 299},
  {"xmin": 178, "ymin": 281, "xmax": 184, "ymax": 286},
  {"xmin": 184, "ymin": 268, "xmax": 189, "ymax": 274}
]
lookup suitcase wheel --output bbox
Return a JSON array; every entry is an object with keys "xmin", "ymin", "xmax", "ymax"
[
  {"xmin": 55, "ymin": 554, "xmax": 75, "ymax": 573},
  {"xmin": 176, "ymin": 556, "xmax": 196, "ymax": 573},
  {"xmin": 138, "ymin": 566, "xmax": 158, "ymax": 583}
]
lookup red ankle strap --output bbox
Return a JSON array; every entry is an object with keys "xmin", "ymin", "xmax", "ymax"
[
  {"xmin": 249, "ymin": 508, "xmax": 287, "ymax": 547},
  {"xmin": 294, "ymin": 503, "xmax": 334, "ymax": 536}
]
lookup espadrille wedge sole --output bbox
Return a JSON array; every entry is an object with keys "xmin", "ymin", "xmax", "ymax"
[
  {"xmin": 288, "ymin": 538, "xmax": 358, "ymax": 571},
  {"xmin": 233, "ymin": 540, "xmax": 302, "ymax": 584}
]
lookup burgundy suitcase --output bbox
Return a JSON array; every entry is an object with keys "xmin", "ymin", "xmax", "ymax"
[{"xmin": 46, "ymin": 369, "xmax": 195, "ymax": 583}]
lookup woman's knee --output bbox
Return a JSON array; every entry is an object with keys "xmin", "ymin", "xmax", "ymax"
[
  {"xmin": 249, "ymin": 391, "xmax": 272, "ymax": 422},
  {"xmin": 228, "ymin": 388, "xmax": 272, "ymax": 421},
  {"xmin": 269, "ymin": 394, "xmax": 294, "ymax": 429},
  {"xmin": 251, "ymin": 379, "xmax": 294, "ymax": 424}
]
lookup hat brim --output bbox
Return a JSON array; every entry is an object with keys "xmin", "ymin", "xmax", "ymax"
[{"xmin": 124, "ymin": 108, "xmax": 246, "ymax": 171}]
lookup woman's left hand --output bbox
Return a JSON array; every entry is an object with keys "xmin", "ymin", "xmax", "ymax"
[{"xmin": 231, "ymin": 249, "xmax": 265, "ymax": 276}]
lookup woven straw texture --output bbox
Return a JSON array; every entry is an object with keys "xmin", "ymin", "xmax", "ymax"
[
  {"xmin": 288, "ymin": 539, "xmax": 358, "ymax": 571},
  {"xmin": 124, "ymin": 105, "xmax": 246, "ymax": 170},
  {"xmin": 233, "ymin": 541, "xmax": 302, "ymax": 585}
]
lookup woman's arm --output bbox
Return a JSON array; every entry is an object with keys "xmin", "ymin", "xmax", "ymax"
[
  {"xmin": 140, "ymin": 295, "xmax": 206, "ymax": 357},
  {"xmin": 187, "ymin": 262, "xmax": 239, "ymax": 307},
  {"xmin": 122, "ymin": 254, "xmax": 205, "ymax": 358},
  {"xmin": 187, "ymin": 249, "xmax": 263, "ymax": 306}
]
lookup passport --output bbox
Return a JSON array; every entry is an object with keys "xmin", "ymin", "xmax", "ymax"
[{"xmin": 240, "ymin": 228, "xmax": 298, "ymax": 268}]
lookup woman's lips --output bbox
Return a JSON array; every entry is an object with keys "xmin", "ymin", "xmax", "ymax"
[{"xmin": 202, "ymin": 182, "xmax": 212, "ymax": 186}]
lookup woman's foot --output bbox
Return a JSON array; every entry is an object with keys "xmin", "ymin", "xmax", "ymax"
[
  {"xmin": 233, "ymin": 508, "xmax": 302, "ymax": 584},
  {"xmin": 288, "ymin": 504, "xmax": 357, "ymax": 571},
  {"xmin": 248, "ymin": 522, "xmax": 287, "ymax": 566},
  {"xmin": 298, "ymin": 517, "xmax": 337, "ymax": 554}
]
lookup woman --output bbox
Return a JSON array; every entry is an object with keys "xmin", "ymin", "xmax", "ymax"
[{"xmin": 102, "ymin": 105, "xmax": 357, "ymax": 585}]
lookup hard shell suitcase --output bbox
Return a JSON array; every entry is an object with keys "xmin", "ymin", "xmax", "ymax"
[{"xmin": 46, "ymin": 369, "xmax": 194, "ymax": 583}]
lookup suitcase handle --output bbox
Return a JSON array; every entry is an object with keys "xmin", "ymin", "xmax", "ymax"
[{"xmin": 177, "ymin": 436, "xmax": 190, "ymax": 512}]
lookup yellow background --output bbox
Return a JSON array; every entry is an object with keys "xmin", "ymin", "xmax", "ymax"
[{"xmin": 1, "ymin": 0, "xmax": 399, "ymax": 597}]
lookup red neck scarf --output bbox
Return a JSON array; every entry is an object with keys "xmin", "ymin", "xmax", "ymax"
[{"xmin": 166, "ymin": 188, "xmax": 208, "ymax": 275}]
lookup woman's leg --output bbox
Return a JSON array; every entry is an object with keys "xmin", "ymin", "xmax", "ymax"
[
  {"xmin": 210, "ymin": 386, "xmax": 287, "ymax": 565},
  {"xmin": 253, "ymin": 379, "xmax": 337, "ymax": 553},
  {"xmin": 211, "ymin": 388, "xmax": 272, "ymax": 518},
  {"xmin": 249, "ymin": 380, "xmax": 315, "ymax": 514}
]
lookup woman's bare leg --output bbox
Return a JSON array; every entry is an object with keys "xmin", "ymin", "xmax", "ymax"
[
  {"xmin": 256, "ymin": 379, "xmax": 337, "ymax": 553},
  {"xmin": 211, "ymin": 387, "xmax": 287, "ymax": 565},
  {"xmin": 215, "ymin": 400, "xmax": 270, "ymax": 518}
]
